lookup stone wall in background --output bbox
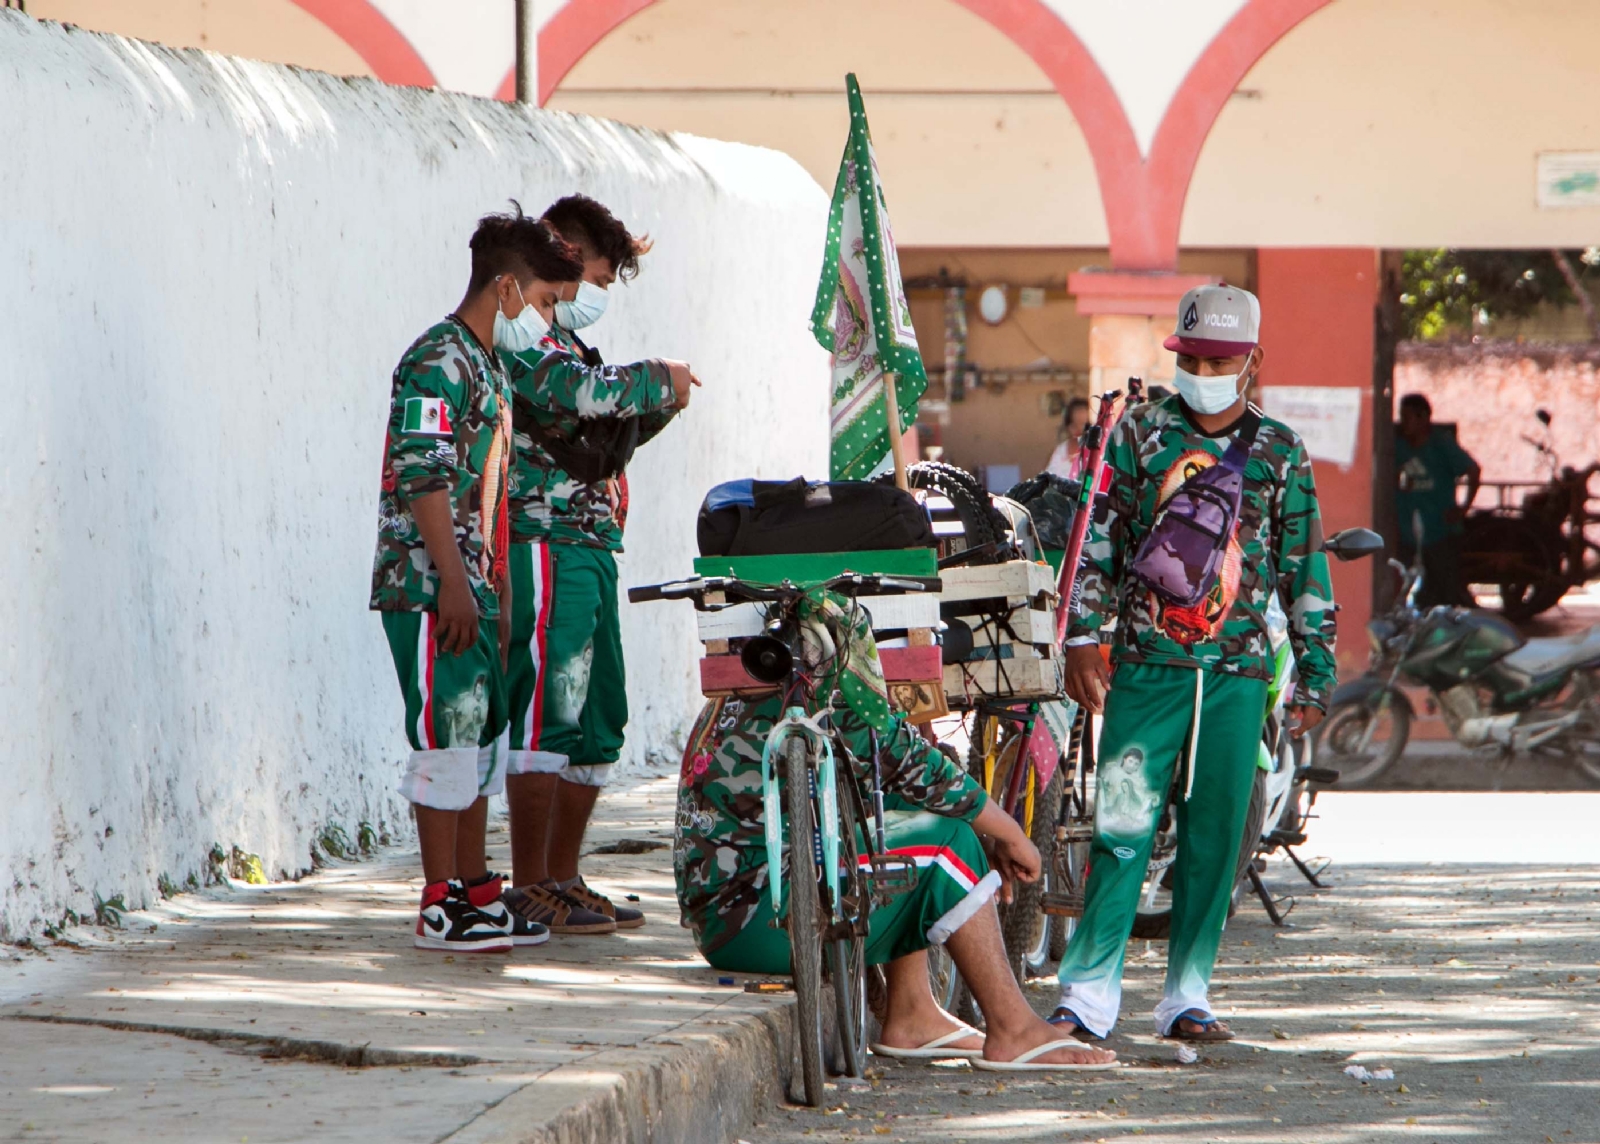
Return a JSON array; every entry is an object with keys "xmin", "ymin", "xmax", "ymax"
[
  {"xmin": 0, "ymin": 12, "xmax": 828, "ymax": 939},
  {"xmin": 1394, "ymin": 342, "xmax": 1600, "ymax": 483}
]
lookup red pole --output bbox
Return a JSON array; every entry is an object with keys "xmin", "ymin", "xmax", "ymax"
[{"xmin": 1054, "ymin": 379, "xmax": 1142, "ymax": 645}]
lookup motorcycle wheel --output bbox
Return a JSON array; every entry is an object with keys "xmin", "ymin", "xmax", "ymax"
[{"xmin": 1317, "ymin": 695, "xmax": 1410, "ymax": 788}]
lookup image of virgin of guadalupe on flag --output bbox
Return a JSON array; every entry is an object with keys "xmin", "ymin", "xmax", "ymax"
[{"xmin": 810, "ymin": 74, "xmax": 928, "ymax": 482}]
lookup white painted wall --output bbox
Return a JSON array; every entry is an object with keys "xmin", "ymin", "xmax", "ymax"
[{"xmin": 0, "ymin": 12, "xmax": 828, "ymax": 940}]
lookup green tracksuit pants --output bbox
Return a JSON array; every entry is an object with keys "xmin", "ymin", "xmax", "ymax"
[{"xmin": 1055, "ymin": 661, "xmax": 1267, "ymax": 1037}]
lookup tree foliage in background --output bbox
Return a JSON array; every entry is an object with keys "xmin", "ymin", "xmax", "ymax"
[{"xmin": 1399, "ymin": 248, "xmax": 1600, "ymax": 340}]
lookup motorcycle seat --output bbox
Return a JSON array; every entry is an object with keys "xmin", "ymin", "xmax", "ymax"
[{"xmin": 1500, "ymin": 626, "xmax": 1600, "ymax": 677}]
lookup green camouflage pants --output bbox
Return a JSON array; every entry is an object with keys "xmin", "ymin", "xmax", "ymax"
[
  {"xmin": 700, "ymin": 809, "xmax": 998, "ymax": 974},
  {"xmin": 1055, "ymin": 661, "xmax": 1267, "ymax": 1036}
]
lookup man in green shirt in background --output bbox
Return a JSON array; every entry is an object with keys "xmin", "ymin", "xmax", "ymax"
[{"xmin": 1395, "ymin": 393, "xmax": 1481, "ymax": 608}]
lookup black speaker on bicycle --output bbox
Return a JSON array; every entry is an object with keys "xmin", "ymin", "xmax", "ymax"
[{"xmin": 740, "ymin": 636, "xmax": 794, "ymax": 684}]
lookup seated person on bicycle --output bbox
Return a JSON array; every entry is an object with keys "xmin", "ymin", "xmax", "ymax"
[{"xmin": 674, "ymin": 598, "xmax": 1115, "ymax": 1069}]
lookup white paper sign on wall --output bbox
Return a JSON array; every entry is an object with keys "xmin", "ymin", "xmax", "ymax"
[
  {"xmin": 1259, "ymin": 386, "xmax": 1363, "ymax": 468},
  {"xmin": 1537, "ymin": 152, "xmax": 1600, "ymax": 209}
]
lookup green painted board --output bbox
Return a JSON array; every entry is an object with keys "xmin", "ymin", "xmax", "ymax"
[
  {"xmin": 692, "ymin": 549, "xmax": 938, "ymax": 584},
  {"xmin": 1043, "ymin": 548, "xmax": 1066, "ymax": 576}
]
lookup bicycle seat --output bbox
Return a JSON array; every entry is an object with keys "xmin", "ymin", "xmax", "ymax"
[{"xmin": 1500, "ymin": 625, "xmax": 1600, "ymax": 676}]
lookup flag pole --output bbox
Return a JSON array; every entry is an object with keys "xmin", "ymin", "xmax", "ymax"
[{"xmin": 883, "ymin": 374, "xmax": 910, "ymax": 491}]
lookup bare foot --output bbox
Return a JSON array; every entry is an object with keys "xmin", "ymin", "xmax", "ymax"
[
  {"xmin": 876, "ymin": 1008, "xmax": 984, "ymax": 1053},
  {"xmin": 984, "ymin": 1019, "xmax": 1117, "ymax": 1066}
]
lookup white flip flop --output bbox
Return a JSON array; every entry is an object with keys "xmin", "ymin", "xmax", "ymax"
[
  {"xmin": 971, "ymin": 1038, "xmax": 1121, "ymax": 1072},
  {"xmin": 869, "ymin": 1026, "xmax": 985, "ymax": 1060}
]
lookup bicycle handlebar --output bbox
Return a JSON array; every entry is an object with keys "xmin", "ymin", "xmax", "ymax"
[{"xmin": 627, "ymin": 571, "xmax": 941, "ymax": 607}]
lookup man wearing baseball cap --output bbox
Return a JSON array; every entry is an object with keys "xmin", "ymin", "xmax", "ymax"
[{"xmin": 1052, "ymin": 284, "xmax": 1337, "ymax": 1044}]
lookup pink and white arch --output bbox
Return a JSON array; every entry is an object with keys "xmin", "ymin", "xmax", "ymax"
[{"xmin": 290, "ymin": 0, "xmax": 1332, "ymax": 270}]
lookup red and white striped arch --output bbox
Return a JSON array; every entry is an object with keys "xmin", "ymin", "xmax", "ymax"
[{"xmin": 289, "ymin": 0, "xmax": 1331, "ymax": 270}]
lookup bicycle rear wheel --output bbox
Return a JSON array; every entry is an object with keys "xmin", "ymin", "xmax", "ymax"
[
  {"xmin": 783, "ymin": 735, "xmax": 827, "ymax": 1106},
  {"xmin": 829, "ymin": 773, "xmax": 870, "ymax": 1078}
]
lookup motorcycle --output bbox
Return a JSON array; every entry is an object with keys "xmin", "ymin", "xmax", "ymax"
[{"xmin": 1318, "ymin": 554, "xmax": 1600, "ymax": 787}]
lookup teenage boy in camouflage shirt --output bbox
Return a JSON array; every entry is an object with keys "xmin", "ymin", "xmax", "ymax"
[
  {"xmin": 370, "ymin": 208, "xmax": 584, "ymax": 952},
  {"xmin": 1054, "ymin": 284, "xmax": 1336, "ymax": 1041},
  {"xmin": 497, "ymin": 195, "xmax": 700, "ymax": 935}
]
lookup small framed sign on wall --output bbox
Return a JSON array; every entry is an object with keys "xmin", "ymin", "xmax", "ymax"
[{"xmin": 1537, "ymin": 152, "xmax": 1600, "ymax": 208}]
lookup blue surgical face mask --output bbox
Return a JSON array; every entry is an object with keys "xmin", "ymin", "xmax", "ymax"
[
  {"xmin": 554, "ymin": 280, "xmax": 609, "ymax": 330},
  {"xmin": 1173, "ymin": 360, "xmax": 1252, "ymax": 416},
  {"xmin": 492, "ymin": 278, "xmax": 549, "ymax": 353}
]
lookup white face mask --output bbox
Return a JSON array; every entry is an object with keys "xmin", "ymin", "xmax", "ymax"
[
  {"xmin": 554, "ymin": 280, "xmax": 609, "ymax": 330},
  {"xmin": 1173, "ymin": 360, "xmax": 1252, "ymax": 416},
  {"xmin": 492, "ymin": 278, "xmax": 550, "ymax": 353}
]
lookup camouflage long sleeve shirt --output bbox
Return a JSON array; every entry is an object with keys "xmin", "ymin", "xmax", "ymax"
[
  {"xmin": 501, "ymin": 325, "xmax": 677, "ymax": 551},
  {"xmin": 674, "ymin": 696, "xmax": 987, "ymax": 957},
  {"xmin": 370, "ymin": 317, "xmax": 512, "ymax": 617},
  {"xmin": 1069, "ymin": 396, "xmax": 1338, "ymax": 709}
]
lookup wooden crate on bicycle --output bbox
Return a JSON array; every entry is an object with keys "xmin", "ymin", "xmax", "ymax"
[
  {"xmin": 689, "ymin": 550, "xmax": 947, "ymax": 720},
  {"xmin": 938, "ymin": 559, "xmax": 1065, "ymax": 704}
]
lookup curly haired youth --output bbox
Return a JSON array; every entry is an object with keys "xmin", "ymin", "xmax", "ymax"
[{"xmin": 542, "ymin": 194, "xmax": 653, "ymax": 281}]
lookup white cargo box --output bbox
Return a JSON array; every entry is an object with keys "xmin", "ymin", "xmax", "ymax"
[
  {"xmin": 938, "ymin": 560, "xmax": 1065, "ymax": 703},
  {"xmin": 944, "ymin": 652, "xmax": 1065, "ymax": 704},
  {"xmin": 937, "ymin": 560, "xmax": 1059, "ymax": 609}
]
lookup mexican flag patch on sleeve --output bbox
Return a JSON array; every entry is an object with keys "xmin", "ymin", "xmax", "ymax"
[{"xmin": 402, "ymin": 396, "xmax": 455, "ymax": 437}]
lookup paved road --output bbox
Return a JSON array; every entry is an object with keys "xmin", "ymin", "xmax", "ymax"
[{"xmin": 755, "ymin": 793, "xmax": 1600, "ymax": 1144}]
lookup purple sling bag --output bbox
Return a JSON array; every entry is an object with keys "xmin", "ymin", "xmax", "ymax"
[{"xmin": 1129, "ymin": 408, "xmax": 1261, "ymax": 608}]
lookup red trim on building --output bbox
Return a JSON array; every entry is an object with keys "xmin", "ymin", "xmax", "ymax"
[
  {"xmin": 1141, "ymin": 0, "xmax": 1334, "ymax": 268},
  {"xmin": 1068, "ymin": 270, "xmax": 1218, "ymax": 316},
  {"xmin": 287, "ymin": 0, "xmax": 436, "ymax": 87},
  {"xmin": 479, "ymin": 0, "xmax": 1333, "ymax": 268}
]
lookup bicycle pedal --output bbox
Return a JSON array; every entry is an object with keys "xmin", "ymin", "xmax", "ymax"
[
  {"xmin": 1041, "ymin": 891, "xmax": 1084, "ymax": 917},
  {"xmin": 1297, "ymin": 766, "xmax": 1341, "ymax": 785},
  {"xmin": 1055, "ymin": 822, "xmax": 1094, "ymax": 844},
  {"xmin": 867, "ymin": 855, "xmax": 919, "ymax": 886},
  {"xmin": 1268, "ymin": 830, "xmax": 1308, "ymax": 847}
]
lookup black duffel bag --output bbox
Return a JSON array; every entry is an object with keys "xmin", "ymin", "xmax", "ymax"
[
  {"xmin": 697, "ymin": 477, "xmax": 935, "ymax": 557},
  {"xmin": 1005, "ymin": 472, "xmax": 1082, "ymax": 550}
]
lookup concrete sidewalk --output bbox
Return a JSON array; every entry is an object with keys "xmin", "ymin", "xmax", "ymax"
[{"xmin": 1, "ymin": 769, "xmax": 792, "ymax": 1144}]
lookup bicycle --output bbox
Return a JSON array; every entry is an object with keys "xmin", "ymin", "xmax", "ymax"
[{"xmin": 629, "ymin": 570, "xmax": 934, "ymax": 1106}]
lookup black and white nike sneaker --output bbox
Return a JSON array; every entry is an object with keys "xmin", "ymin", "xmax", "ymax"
[
  {"xmin": 414, "ymin": 879, "xmax": 513, "ymax": 952},
  {"xmin": 467, "ymin": 872, "xmax": 550, "ymax": 947}
]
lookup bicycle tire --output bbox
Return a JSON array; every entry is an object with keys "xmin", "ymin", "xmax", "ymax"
[
  {"xmin": 1048, "ymin": 706, "xmax": 1091, "ymax": 963},
  {"xmin": 783, "ymin": 734, "xmax": 827, "ymax": 1107},
  {"xmin": 1229, "ymin": 768, "xmax": 1271, "ymax": 915},
  {"xmin": 1007, "ymin": 760, "xmax": 1063, "ymax": 979},
  {"xmin": 902, "ymin": 462, "xmax": 1011, "ymax": 562},
  {"xmin": 1318, "ymin": 694, "xmax": 1410, "ymax": 788},
  {"xmin": 829, "ymin": 771, "xmax": 870, "ymax": 1078}
]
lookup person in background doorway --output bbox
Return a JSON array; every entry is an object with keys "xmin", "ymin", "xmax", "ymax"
[
  {"xmin": 1046, "ymin": 396, "xmax": 1091, "ymax": 479},
  {"xmin": 498, "ymin": 194, "xmax": 699, "ymax": 938},
  {"xmin": 370, "ymin": 207, "xmax": 583, "ymax": 953},
  {"xmin": 1395, "ymin": 393, "xmax": 1481, "ymax": 608}
]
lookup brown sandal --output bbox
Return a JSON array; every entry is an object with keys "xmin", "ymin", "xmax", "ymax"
[{"xmin": 1165, "ymin": 1010, "xmax": 1235, "ymax": 1042}]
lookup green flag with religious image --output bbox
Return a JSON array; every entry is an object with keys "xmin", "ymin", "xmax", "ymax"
[{"xmin": 810, "ymin": 74, "xmax": 928, "ymax": 481}]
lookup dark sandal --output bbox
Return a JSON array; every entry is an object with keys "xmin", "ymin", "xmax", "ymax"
[
  {"xmin": 1048, "ymin": 1008, "xmax": 1106, "ymax": 1043},
  {"xmin": 1165, "ymin": 1009, "xmax": 1235, "ymax": 1043}
]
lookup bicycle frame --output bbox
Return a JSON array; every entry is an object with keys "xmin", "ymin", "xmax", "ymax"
[{"xmin": 761, "ymin": 707, "xmax": 840, "ymax": 918}]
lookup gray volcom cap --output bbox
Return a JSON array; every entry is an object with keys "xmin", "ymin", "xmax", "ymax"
[{"xmin": 1164, "ymin": 284, "xmax": 1260, "ymax": 357}]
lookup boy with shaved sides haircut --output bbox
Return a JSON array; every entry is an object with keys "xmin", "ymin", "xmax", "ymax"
[
  {"xmin": 498, "ymin": 194, "xmax": 701, "ymax": 936},
  {"xmin": 371, "ymin": 206, "xmax": 583, "ymax": 952}
]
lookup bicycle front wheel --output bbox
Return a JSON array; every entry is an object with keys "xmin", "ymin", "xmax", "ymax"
[{"xmin": 783, "ymin": 734, "xmax": 827, "ymax": 1106}]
